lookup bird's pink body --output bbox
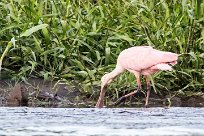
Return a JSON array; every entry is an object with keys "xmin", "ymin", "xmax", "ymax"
[
  {"xmin": 117, "ymin": 46, "xmax": 178, "ymax": 75},
  {"xmin": 96, "ymin": 46, "xmax": 178, "ymax": 108}
]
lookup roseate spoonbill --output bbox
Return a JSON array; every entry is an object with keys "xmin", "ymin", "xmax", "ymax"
[{"xmin": 96, "ymin": 46, "xmax": 178, "ymax": 108}]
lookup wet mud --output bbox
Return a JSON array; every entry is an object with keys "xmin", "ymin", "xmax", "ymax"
[
  {"xmin": 0, "ymin": 79, "xmax": 92, "ymax": 108},
  {"xmin": 0, "ymin": 79, "xmax": 204, "ymax": 108}
]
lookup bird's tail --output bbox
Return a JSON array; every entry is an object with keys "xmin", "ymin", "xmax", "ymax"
[{"xmin": 151, "ymin": 64, "xmax": 173, "ymax": 71}]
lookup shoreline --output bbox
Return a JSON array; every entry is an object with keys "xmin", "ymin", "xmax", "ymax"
[{"xmin": 1, "ymin": 79, "xmax": 204, "ymax": 108}]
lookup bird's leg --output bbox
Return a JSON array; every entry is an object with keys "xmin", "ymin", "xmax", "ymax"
[
  {"xmin": 115, "ymin": 73, "xmax": 141, "ymax": 106},
  {"xmin": 144, "ymin": 75, "xmax": 150, "ymax": 108},
  {"xmin": 114, "ymin": 87, "xmax": 141, "ymax": 106}
]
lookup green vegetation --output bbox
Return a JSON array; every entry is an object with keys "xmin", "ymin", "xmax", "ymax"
[{"xmin": 0, "ymin": 0, "xmax": 204, "ymax": 99}]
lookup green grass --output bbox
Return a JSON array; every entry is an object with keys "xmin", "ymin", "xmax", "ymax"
[{"xmin": 0, "ymin": 0, "xmax": 204, "ymax": 98}]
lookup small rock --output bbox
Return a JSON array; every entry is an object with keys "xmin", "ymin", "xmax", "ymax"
[
  {"xmin": 170, "ymin": 96, "xmax": 182, "ymax": 107},
  {"xmin": 6, "ymin": 84, "xmax": 28, "ymax": 106}
]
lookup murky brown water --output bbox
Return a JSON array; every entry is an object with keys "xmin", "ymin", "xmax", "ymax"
[{"xmin": 0, "ymin": 107, "xmax": 204, "ymax": 135}]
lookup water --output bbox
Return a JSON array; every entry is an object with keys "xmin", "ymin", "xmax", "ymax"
[{"xmin": 0, "ymin": 107, "xmax": 204, "ymax": 136}]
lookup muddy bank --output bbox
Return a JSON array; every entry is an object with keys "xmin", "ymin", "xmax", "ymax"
[
  {"xmin": 0, "ymin": 79, "xmax": 204, "ymax": 107},
  {"xmin": 0, "ymin": 79, "xmax": 94, "ymax": 107}
]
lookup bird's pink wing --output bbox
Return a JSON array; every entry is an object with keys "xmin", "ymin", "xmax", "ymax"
[
  {"xmin": 137, "ymin": 49, "xmax": 177, "ymax": 69},
  {"xmin": 118, "ymin": 47, "xmax": 155, "ymax": 70},
  {"xmin": 117, "ymin": 46, "xmax": 178, "ymax": 71}
]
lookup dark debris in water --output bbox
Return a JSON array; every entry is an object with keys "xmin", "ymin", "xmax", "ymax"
[{"xmin": 117, "ymin": 110, "xmax": 137, "ymax": 114}]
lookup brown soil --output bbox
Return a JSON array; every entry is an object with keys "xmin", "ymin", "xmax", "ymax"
[
  {"xmin": 0, "ymin": 79, "xmax": 204, "ymax": 108},
  {"xmin": 0, "ymin": 79, "xmax": 94, "ymax": 107}
]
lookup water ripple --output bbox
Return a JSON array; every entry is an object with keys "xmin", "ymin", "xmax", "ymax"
[{"xmin": 0, "ymin": 107, "xmax": 204, "ymax": 135}]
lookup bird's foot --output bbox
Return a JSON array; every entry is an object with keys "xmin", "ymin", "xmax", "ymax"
[
  {"xmin": 114, "ymin": 96, "xmax": 126, "ymax": 106},
  {"xmin": 145, "ymin": 104, "xmax": 149, "ymax": 108},
  {"xmin": 95, "ymin": 100, "xmax": 104, "ymax": 108},
  {"xmin": 95, "ymin": 104, "xmax": 103, "ymax": 108}
]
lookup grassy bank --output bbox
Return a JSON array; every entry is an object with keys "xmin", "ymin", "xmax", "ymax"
[{"xmin": 0, "ymin": 0, "xmax": 204, "ymax": 100}]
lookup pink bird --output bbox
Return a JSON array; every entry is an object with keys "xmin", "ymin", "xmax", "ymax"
[{"xmin": 96, "ymin": 46, "xmax": 178, "ymax": 108}]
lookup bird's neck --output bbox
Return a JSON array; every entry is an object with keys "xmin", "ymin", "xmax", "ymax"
[{"xmin": 103, "ymin": 66, "xmax": 125, "ymax": 84}]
